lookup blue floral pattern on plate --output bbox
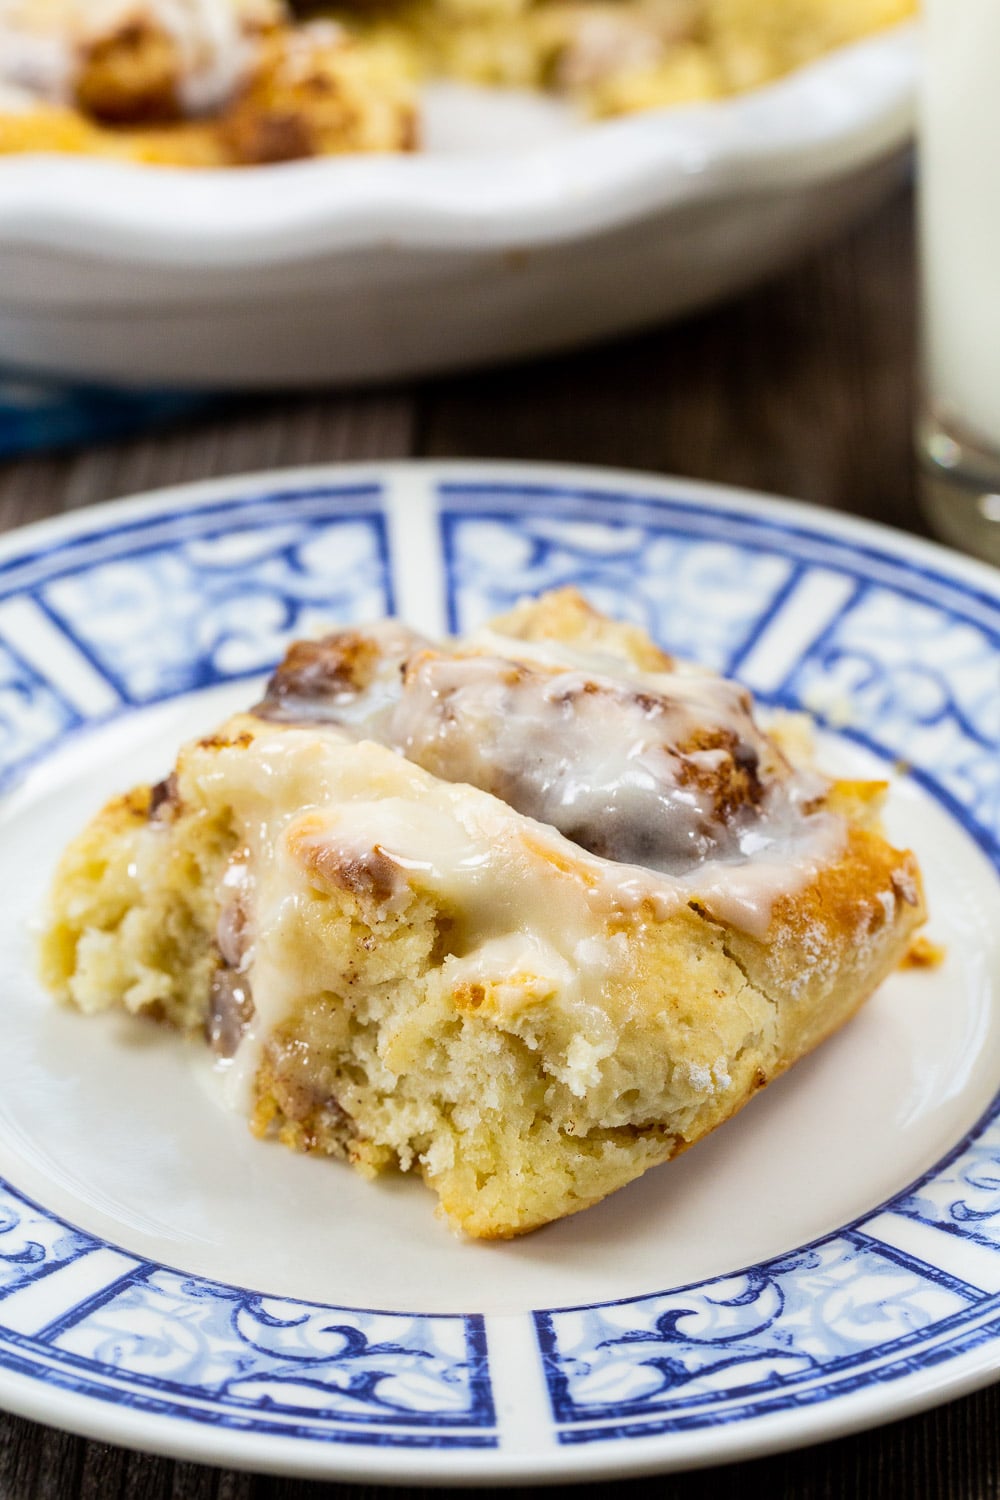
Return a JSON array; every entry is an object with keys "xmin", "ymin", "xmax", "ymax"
[
  {"xmin": 0, "ymin": 640, "xmax": 79, "ymax": 786},
  {"xmin": 894, "ymin": 1100, "xmax": 1000, "ymax": 1253},
  {"xmin": 440, "ymin": 492, "xmax": 795, "ymax": 672},
  {"xmin": 0, "ymin": 467, "xmax": 996, "ymax": 1473},
  {"xmin": 0, "ymin": 1195, "xmax": 93, "ymax": 1297},
  {"xmin": 41, "ymin": 514, "xmax": 392, "ymax": 704},
  {"xmin": 538, "ymin": 1236, "xmax": 973, "ymax": 1427},
  {"xmin": 0, "ymin": 1180, "xmax": 492, "ymax": 1446}
]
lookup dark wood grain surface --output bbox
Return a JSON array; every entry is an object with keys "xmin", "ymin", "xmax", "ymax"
[{"xmin": 1, "ymin": 186, "xmax": 997, "ymax": 1499}]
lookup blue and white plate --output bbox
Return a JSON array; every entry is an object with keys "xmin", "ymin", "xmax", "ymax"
[{"xmin": 0, "ymin": 462, "xmax": 996, "ymax": 1483}]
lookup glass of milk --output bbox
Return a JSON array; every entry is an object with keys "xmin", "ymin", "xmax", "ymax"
[{"xmin": 918, "ymin": 0, "xmax": 1000, "ymax": 565}]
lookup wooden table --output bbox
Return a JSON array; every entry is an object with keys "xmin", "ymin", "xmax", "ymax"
[{"xmin": 1, "ymin": 185, "xmax": 998, "ymax": 1500}]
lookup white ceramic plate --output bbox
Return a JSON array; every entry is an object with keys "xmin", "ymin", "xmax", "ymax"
[
  {"xmin": 0, "ymin": 27, "xmax": 916, "ymax": 386},
  {"xmin": 0, "ymin": 461, "xmax": 996, "ymax": 1483}
]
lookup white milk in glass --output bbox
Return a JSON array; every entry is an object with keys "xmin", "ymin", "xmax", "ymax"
[{"xmin": 919, "ymin": 0, "xmax": 1000, "ymax": 562}]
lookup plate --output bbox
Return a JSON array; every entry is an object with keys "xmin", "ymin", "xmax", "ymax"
[
  {"xmin": 0, "ymin": 461, "xmax": 996, "ymax": 1484},
  {"xmin": 0, "ymin": 26, "xmax": 915, "ymax": 386}
]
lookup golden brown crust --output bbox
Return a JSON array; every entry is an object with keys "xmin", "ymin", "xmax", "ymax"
[
  {"xmin": 901, "ymin": 933, "xmax": 946, "ymax": 970},
  {"xmin": 222, "ymin": 25, "xmax": 419, "ymax": 160},
  {"xmin": 491, "ymin": 587, "xmax": 676, "ymax": 671},
  {"xmin": 706, "ymin": 825, "xmax": 924, "ymax": 1069},
  {"xmin": 265, "ymin": 630, "xmax": 383, "ymax": 705},
  {"xmin": 76, "ymin": 17, "xmax": 187, "ymax": 123}
]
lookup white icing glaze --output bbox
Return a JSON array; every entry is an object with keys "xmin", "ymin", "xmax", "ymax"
[
  {"xmin": 189, "ymin": 727, "xmax": 668, "ymax": 1105},
  {"xmin": 671, "ymin": 809, "xmax": 846, "ymax": 939},
  {"xmin": 392, "ymin": 654, "xmax": 775, "ymax": 870},
  {"xmin": 184, "ymin": 714, "xmax": 848, "ymax": 1103},
  {"xmin": 216, "ymin": 852, "xmax": 253, "ymax": 970},
  {"xmin": 258, "ymin": 625, "xmax": 832, "ymax": 880}
]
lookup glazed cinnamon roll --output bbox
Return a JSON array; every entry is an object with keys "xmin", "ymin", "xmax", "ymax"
[{"xmin": 41, "ymin": 589, "xmax": 925, "ymax": 1237}]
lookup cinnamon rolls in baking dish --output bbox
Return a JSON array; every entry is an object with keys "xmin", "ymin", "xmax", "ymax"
[
  {"xmin": 0, "ymin": 0, "xmax": 416, "ymax": 162},
  {"xmin": 0, "ymin": 0, "xmax": 912, "ymax": 164}
]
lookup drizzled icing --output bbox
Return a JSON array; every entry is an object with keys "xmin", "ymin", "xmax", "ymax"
[
  {"xmin": 0, "ymin": 0, "xmax": 272, "ymax": 115},
  {"xmin": 164, "ymin": 613, "xmax": 900, "ymax": 1122},
  {"xmin": 257, "ymin": 623, "xmax": 833, "ymax": 880},
  {"xmin": 194, "ymin": 617, "xmax": 861, "ymax": 1107},
  {"xmin": 186, "ymin": 720, "xmax": 846, "ymax": 1109}
]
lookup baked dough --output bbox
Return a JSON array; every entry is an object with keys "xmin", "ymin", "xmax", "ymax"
[
  {"xmin": 0, "ymin": 0, "xmax": 912, "ymax": 162},
  {"xmin": 0, "ymin": 1, "xmax": 416, "ymax": 162},
  {"xmin": 41, "ymin": 590, "xmax": 925, "ymax": 1237}
]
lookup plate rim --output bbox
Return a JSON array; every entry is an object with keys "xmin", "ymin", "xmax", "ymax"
[
  {"xmin": 1, "ymin": 455, "xmax": 998, "ymax": 596},
  {"xmin": 0, "ymin": 1338, "xmax": 995, "ymax": 1487},
  {"xmin": 0, "ymin": 457, "xmax": 996, "ymax": 1484}
]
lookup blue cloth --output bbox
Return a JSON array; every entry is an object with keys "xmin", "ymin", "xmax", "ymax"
[{"xmin": 0, "ymin": 372, "xmax": 213, "ymax": 460}]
